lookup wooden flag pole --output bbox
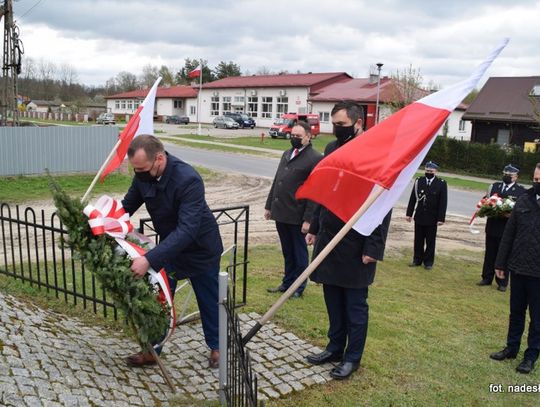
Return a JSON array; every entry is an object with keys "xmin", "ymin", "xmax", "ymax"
[
  {"xmin": 242, "ymin": 185, "xmax": 386, "ymax": 346},
  {"xmin": 147, "ymin": 344, "xmax": 176, "ymax": 393},
  {"xmin": 81, "ymin": 138, "xmax": 123, "ymax": 203}
]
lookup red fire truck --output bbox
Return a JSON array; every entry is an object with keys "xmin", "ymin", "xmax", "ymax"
[{"xmin": 268, "ymin": 113, "xmax": 320, "ymax": 139}]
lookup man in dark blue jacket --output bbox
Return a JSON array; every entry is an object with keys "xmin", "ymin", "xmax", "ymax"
[
  {"xmin": 122, "ymin": 135, "xmax": 223, "ymax": 369},
  {"xmin": 490, "ymin": 163, "xmax": 540, "ymax": 374}
]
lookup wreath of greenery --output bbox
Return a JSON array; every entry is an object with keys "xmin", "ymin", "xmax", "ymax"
[{"xmin": 49, "ymin": 178, "xmax": 169, "ymax": 348}]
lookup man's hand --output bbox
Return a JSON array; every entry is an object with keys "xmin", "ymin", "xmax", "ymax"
[
  {"xmin": 305, "ymin": 233, "xmax": 316, "ymax": 246},
  {"xmin": 437, "ymin": 221, "xmax": 444, "ymax": 226},
  {"xmin": 131, "ymin": 256, "xmax": 150, "ymax": 279},
  {"xmin": 264, "ymin": 209, "xmax": 271, "ymax": 220},
  {"xmin": 495, "ymin": 269, "xmax": 505, "ymax": 279},
  {"xmin": 301, "ymin": 221, "xmax": 310, "ymax": 234},
  {"xmin": 362, "ymin": 255, "xmax": 377, "ymax": 265},
  {"xmin": 406, "ymin": 216, "xmax": 412, "ymax": 223}
]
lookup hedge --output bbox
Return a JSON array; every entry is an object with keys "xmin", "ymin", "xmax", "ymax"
[{"xmin": 425, "ymin": 138, "xmax": 540, "ymax": 178}]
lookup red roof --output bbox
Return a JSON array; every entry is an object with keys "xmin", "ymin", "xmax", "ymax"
[
  {"xmin": 202, "ymin": 72, "xmax": 351, "ymax": 89},
  {"xmin": 309, "ymin": 77, "xmax": 429, "ymax": 104},
  {"xmin": 106, "ymin": 85, "xmax": 198, "ymax": 99}
]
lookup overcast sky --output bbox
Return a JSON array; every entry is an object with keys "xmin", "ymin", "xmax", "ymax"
[{"xmin": 10, "ymin": 0, "xmax": 540, "ymax": 87}]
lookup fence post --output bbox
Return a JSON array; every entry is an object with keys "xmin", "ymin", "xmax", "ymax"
[{"xmin": 218, "ymin": 271, "xmax": 228, "ymax": 405}]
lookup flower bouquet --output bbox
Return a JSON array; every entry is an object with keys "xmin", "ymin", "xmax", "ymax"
[{"xmin": 469, "ymin": 193, "xmax": 516, "ymax": 234}]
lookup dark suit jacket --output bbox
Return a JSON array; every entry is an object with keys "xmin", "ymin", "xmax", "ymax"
[
  {"xmin": 308, "ymin": 138, "xmax": 392, "ymax": 289},
  {"xmin": 485, "ymin": 181, "xmax": 526, "ymax": 237},
  {"xmin": 265, "ymin": 144, "xmax": 322, "ymax": 225},
  {"xmin": 406, "ymin": 176, "xmax": 447, "ymax": 226},
  {"xmin": 122, "ymin": 153, "xmax": 223, "ymax": 279}
]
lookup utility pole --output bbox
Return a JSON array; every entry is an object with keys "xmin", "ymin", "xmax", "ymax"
[{"xmin": 1, "ymin": 0, "xmax": 23, "ymax": 126}]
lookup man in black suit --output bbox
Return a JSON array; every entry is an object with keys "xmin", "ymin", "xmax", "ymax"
[
  {"xmin": 406, "ymin": 161, "xmax": 448, "ymax": 270},
  {"xmin": 477, "ymin": 164, "xmax": 526, "ymax": 291},
  {"xmin": 265, "ymin": 121, "xmax": 322, "ymax": 297},
  {"xmin": 304, "ymin": 101, "xmax": 391, "ymax": 380},
  {"xmin": 490, "ymin": 163, "xmax": 540, "ymax": 374}
]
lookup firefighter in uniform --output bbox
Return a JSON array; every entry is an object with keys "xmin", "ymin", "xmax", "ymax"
[{"xmin": 406, "ymin": 161, "xmax": 448, "ymax": 270}]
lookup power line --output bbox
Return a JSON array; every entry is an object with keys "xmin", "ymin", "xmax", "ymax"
[{"xmin": 18, "ymin": 0, "xmax": 44, "ymax": 19}]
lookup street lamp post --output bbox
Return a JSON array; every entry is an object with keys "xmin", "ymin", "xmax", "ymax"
[{"xmin": 375, "ymin": 62, "xmax": 384, "ymax": 125}]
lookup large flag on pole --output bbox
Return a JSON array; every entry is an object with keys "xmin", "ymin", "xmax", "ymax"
[
  {"xmin": 100, "ymin": 77, "xmax": 162, "ymax": 182},
  {"xmin": 188, "ymin": 64, "xmax": 202, "ymax": 78},
  {"xmin": 296, "ymin": 39, "xmax": 509, "ymax": 236}
]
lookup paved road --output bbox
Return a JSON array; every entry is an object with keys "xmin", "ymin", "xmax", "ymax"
[{"xmin": 164, "ymin": 142, "xmax": 483, "ymax": 218}]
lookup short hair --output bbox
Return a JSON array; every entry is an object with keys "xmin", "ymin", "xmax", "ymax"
[
  {"xmin": 536, "ymin": 163, "xmax": 540, "ymax": 171},
  {"xmin": 331, "ymin": 100, "xmax": 364, "ymax": 123},
  {"xmin": 127, "ymin": 135, "xmax": 164, "ymax": 160},
  {"xmin": 293, "ymin": 120, "xmax": 311, "ymax": 136}
]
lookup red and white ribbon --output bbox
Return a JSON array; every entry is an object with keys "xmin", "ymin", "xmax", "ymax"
[{"xmin": 84, "ymin": 196, "xmax": 176, "ymax": 347}]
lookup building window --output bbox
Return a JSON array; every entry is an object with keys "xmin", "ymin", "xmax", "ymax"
[
  {"xmin": 248, "ymin": 96, "xmax": 258, "ymax": 117},
  {"xmin": 276, "ymin": 96, "xmax": 288, "ymax": 118},
  {"xmin": 234, "ymin": 96, "xmax": 244, "ymax": 103},
  {"xmin": 115, "ymin": 100, "xmax": 120, "ymax": 109},
  {"xmin": 211, "ymin": 96, "xmax": 219, "ymax": 116},
  {"xmin": 319, "ymin": 112, "xmax": 330, "ymax": 122},
  {"xmin": 459, "ymin": 119, "xmax": 466, "ymax": 131},
  {"xmin": 190, "ymin": 105, "xmax": 196, "ymax": 115},
  {"xmin": 127, "ymin": 100, "xmax": 133, "ymax": 110},
  {"xmin": 261, "ymin": 96, "xmax": 273, "ymax": 118},
  {"xmin": 222, "ymin": 96, "xmax": 232, "ymax": 114},
  {"xmin": 134, "ymin": 101, "xmax": 140, "ymax": 109},
  {"xmin": 121, "ymin": 100, "xmax": 126, "ymax": 110},
  {"xmin": 174, "ymin": 100, "xmax": 183, "ymax": 109}
]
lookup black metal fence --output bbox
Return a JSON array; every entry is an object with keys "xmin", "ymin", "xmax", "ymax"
[
  {"xmin": 0, "ymin": 202, "xmax": 250, "ymax": 318},
  {"xmin": 224, "ymin": 290, "xmax": 260, "ymax": 407}
]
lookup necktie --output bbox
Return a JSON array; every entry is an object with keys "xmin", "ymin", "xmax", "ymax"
[
  {"xmin": 291, "ymin": 148, "xmax": 298, "ymax": 159},
  {"xmin": 501, "ymin": 185, "xmax": 507, "ymax": 194}
]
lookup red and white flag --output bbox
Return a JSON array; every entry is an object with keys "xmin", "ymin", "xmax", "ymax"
[
  {"xmin": 188, "ymin": 64, "xmax": 202, "ymax": 78},
  {"xmin": 100, "ymin": 77, "xmax": 162, "ymax": 182},
  {"xmin": 296, "ymin": 39, "xmax": 509, "ymax": 236}
]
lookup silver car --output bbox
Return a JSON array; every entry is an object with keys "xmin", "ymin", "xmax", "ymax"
[{"xmin": 213, "ymin": 116, "xmax": 239, "ymax": 129}]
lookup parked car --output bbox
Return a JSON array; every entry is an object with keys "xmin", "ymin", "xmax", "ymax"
[
  {"xmin": 165, "ymin": 115, "xmax": 190, "ymax": 124},
  {"xmin": 96, "ymin": 113, "xmax": 116, "ymax": 125},
  {"xmin": 213, "ymin": 116, "xmax": 240, "ymax": 129},
  {"xmin": 224, "ymin": 112, "xmax": 256, "ymax": 128}
]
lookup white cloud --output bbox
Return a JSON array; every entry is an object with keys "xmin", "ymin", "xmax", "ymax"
[{"xmin": 7, "ymin": 0, "xmax": 540, "ymax": 86}]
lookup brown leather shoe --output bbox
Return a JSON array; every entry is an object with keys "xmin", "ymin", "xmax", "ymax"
[
  {"xmin": 126, "ymin": 351, "xmax": 157, "ymax": 367},
  {"xmin": 209, "ymin": 349, "xmax": 220, "ymax": 369}
]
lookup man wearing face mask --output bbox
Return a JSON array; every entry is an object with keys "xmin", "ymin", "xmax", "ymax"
[
  {"xmin": 305, "ymin": 101, "xmax": 392, "ymax": 380},
  {"xmin": 490, "ymin": 163, "xmax": 540, "ymax": 374},
  {"xmin": 406, "ymin": 161, "xmax": 447, "ymax": 270},
  {"xmin": 265, "ymin": 121, "xmax": 322, "ymax": 298},
  {"xmin": 477, "ymin": 164, "xmax": 526, "ymax": 291},
  {"xmin": 121, "ymin": 135, "xmax": 223, "ymax": 369}
]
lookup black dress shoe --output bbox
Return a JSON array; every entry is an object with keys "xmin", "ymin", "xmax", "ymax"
[
  {"xmin": 408, "ymin": 262, "xmax": 421, "ymax": 267},
  {"xmin": 330, "ymin": 361, "xmax": 359, "ymax": 380},
  {"xmin": 516, "ymin": 359, "xmax": 535, "ymax": 374},
  {"xmin": 306, "ymin": 350, "xmax": 342, "ymax": 365},
  {"xmin": 424, "ymin": 265, "xmax": 433, "ymax": 270},
  {"xmin": 267, "ymin": 285, "xmax": 286, "ymax": 293},
  {"xmin": 497, "ymin": 285, "xmax": 507, "ymax": 292},
  {"xmin": 490, "ymin": 347, "xmax": 518, "ymax": 361},
  {"xmin": 477, "ymin": 279, "xmax": 492, "ymax": 286}
]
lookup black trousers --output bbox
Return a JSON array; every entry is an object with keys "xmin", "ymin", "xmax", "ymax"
[
  {"xmin": 275, "ymin": 221, "xmax": 308, "ymax": 294},
  {"xmin": 413, "ymin": 223, "xmax": 438, "ymax": 266},
  {"xmin": 506, "ymin": 272, "xmax": 540, "ymax": 362},
  {"xmin": 481, "ymin": 234, "xmax": 508, "ymax": 286},
  {"xmin": 323, "ymin": 284, "xmax": 369, "ymax": 363}
]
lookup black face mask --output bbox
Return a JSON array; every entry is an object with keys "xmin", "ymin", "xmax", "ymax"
[
  {"xmin": 425, "ymin": 172, "xmax": 435, "ymax": 180},
  {"xmin": 134, "ymin": 159, "xmax": 158, "ymax": 183},
  {"xmin": 334, "ymin": 124, "xmax": 357, "ymax": 145},
  {"xmin": 502, "ymin": 175, "xmax": 512, "ymax": 185},
  {"xmin": 533, "ymin": 182, "xmax": 540, "ymax": 196},
  {"xmin": 290, "ymin": 137, "xmax": 303, "ymax": 149}
]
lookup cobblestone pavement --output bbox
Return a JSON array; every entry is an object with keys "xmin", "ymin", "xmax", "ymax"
[{"xmin": 0, "ymin": 292, "xmax": 331, "ymax": 406}]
